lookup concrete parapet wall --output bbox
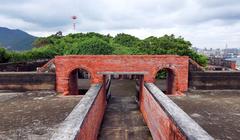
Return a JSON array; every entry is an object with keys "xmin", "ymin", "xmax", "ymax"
[
  {"xmin": 140, "ymin": 83, "xmax": 213, "ymax": 140},
  {"xmin": 0, "ymin": 60, "xmax": 48, "ymax": 72},
  {"xmin": 51, "ymin": 84, "xmax": 107, "ymax": 140},
  {"xmin": 189, "ymin": 71, "xmax": 240, "ymax": 90},
  {"xmin": 209, "ymin": 57, "xmax": 237, "ymax": 70},
  {"xmin": 140, "ymin": 84, "xmax": 185, "ymax": 140},
  {"xmin": 0, "ymin": 72, "xmax": 55, "ymax": 91},
  {"xmin": 78, "ymin": 84, "xmax": 106, "ymax": 140}
]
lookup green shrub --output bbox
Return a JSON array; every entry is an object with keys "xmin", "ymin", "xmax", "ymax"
[
  {"xmin": 0, "ymin": 47, "xmax": 10, "ymax": 63},
  {"xmin": 65, "ymin": 37, "xmax": 114, "ymax": 55},
  {"xmin": 113, "ymin": 33, "xmax": 141, "ymax": 47}
]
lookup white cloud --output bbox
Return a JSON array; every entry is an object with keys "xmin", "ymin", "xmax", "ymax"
[
  {"xmin": 0, "ymin": 15, "xmax": 37, "ymax": 29},
  {"xmin": 0, "ymin": 0, "xmax": 240, "ymax": 48}
]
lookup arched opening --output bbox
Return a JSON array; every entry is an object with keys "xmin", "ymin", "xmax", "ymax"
[
  {"xmin": 68, "ymin": 68, "xmax": 91, "ymax": 95},
  {"xmin": 154, "ymin": 68, "xmax": 176, "ymax": 95},
  {"xmin": 77, "ymin": 68, "xmax": 91, "ymax": 95}
]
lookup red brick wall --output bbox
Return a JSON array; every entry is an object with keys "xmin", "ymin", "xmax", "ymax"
[
  {"xmin": 230, "ymin": 62, "xmax": 237, "ymax": 70},
  {"xmin": 68, "ymin": 69, "xmax": 78, "ymax": 95},
  {"xmin": 140, "ymin": 86, "xmax": 186, "ymax": 140},
  {"xmin": 54, "ymin": 55, "xmax": 189, "ymax": 95},
  {"xmin": 167, "ymin": 69, "xmax": 176, "ymax": 95},
  {"xmin": 77, "ymin": 86, "xmax": 106, "ymax": 140}
]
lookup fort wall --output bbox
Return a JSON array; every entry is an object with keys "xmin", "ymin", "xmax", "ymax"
[
  {"xmin": 0, "ymin": 72, "xmax": 55, "ymax": 91},
  {"xmin": 189, "ymin": 71, "xmax": 240, "ymax": 90}
]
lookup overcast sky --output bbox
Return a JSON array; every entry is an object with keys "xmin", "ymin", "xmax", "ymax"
[{"xmin": 0, "ymin": 0, "xmax": 240, "ymax": 49}]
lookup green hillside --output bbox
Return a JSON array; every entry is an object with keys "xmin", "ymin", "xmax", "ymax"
[{"xmin": 0, "ymin": 27, "xmax": 36, "ymax": 51}]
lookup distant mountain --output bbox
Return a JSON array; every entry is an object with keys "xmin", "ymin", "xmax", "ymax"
[{"xmin": 0, "ymin": 27, "xmax": 36, "ymax": 51}]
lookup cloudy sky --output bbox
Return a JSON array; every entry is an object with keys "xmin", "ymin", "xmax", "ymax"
[{"xmin": 0, "ymin": 0, "xmax": 240, "ymax": 48}]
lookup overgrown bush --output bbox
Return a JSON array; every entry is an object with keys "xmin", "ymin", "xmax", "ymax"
[
  {"xmin": 113, "ymin": 33, "xmax": 141, "ymax": 47},
  {"xmin": 65, "ymin": 37, "xmax": 113, "ymax": 55}
]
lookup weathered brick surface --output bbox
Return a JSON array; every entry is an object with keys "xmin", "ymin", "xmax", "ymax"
[
  {"xmin": 140, "ymin": 86, "xmax": 186, "ymax": 140},
  {"xmin": 77, "ymin": 85, "xmax": 106, "ymax": 140},
  {"xmin": 54, "ymin": 55, "xmax": 189, "ymax": 95},
  {"xmin": 68, "ymin": 69, "xmax": 78, "ymax": 95}
]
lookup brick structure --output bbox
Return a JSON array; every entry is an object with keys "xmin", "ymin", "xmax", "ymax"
[
  {"xmin": 140, "ymin": 85, "xmax": 185, "ymax": 140},
  {"xmin": 54, "ymin": 55, "xmax": 189, "ymax": 95}
]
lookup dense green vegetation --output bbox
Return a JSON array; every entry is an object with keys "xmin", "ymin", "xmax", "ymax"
[
  {"xmin": 0, "ymin": 47, "xmax": 10, "ymax": 63},
  {"xmin": 0, "ymin": 32, "xmax": 208, "ymax": 66}
]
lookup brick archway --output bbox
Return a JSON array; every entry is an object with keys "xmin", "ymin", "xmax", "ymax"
[
  {"xmin": 154, "ymin": 66, "xmax": 179, "ymax": 95},
  {"xmin": 54, "ymin": 55, "xmax": 189, "ymax": 95},
  {"xmin": 67, "ymin": 67, "xmax": 92, "ymax": 95}
]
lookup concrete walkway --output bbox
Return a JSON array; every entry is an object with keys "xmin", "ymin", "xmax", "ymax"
[{"xmin": 98, "ymin": 79, "xmax": 152, "ymax": 140}]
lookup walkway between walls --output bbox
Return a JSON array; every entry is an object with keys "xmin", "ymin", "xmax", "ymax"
[{"xmin": 98, "ymin": 79, "xmax": 153, "ymax": 140}]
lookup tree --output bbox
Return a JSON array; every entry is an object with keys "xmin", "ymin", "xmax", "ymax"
[
  {"xmin": 135, "ymin": 34, "xmax": 208, "ymax": 66},
  {"xmin": 0, "ymin": 47, "xmax": 10, "ymax": 63},
  {"xmin": 66, "ymin": 37, "xmax": 114, "ymax": 55},
  {"xmin": 1, "ymin": 32, "xmax": 208, "ymax": 66},
  {"xmin": 113, "ymin": 33, "xmax": 141, "ymax": 47}
]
